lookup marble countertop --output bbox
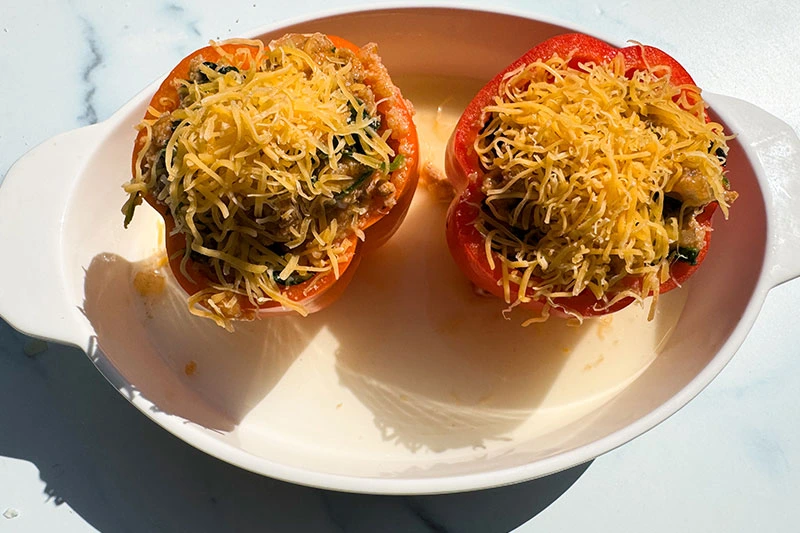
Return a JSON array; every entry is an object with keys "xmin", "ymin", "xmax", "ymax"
[{"xmin": 1, "ymin": 1, "xmax": 798, "ymax": 531}]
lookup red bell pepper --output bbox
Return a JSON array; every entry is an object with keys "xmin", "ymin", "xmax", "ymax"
[
  {"xmin": 130, "ymin": 36, "xmax": 419, "ymax": 319},
  {"xmin": 445, "ymin": 33, "xmax": 718, "ymax": 318}
]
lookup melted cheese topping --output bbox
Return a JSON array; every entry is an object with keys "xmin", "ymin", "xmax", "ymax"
[
  {"xmin": 124, "ymin": 35, "xmax": 401, "ymax": 327},
  {"xmin": 474, "ymin": 53, "xmax": 733, "ymax": 320}
]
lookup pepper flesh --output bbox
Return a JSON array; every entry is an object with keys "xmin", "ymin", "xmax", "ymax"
[
  {"xmin": 130, "ymin": 36, "xmax": 419, "ymax": 319},
  {"xmin": 445, "ymin": 33, "xmax": 718, "ymax": 318}
]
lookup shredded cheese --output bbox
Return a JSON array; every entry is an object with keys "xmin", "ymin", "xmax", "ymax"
[
  {"xmin": 124, "ymin": 34, "xmax": 403, "ymax": 327},
  {"xmin": 474, "ymin": 52, "xmax": 735, "ymax": 320}
]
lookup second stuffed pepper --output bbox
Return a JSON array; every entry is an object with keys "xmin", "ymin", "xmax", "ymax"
[{"xmin": 445, "ymin": 33, "xmax": 736, "ymax": 321}]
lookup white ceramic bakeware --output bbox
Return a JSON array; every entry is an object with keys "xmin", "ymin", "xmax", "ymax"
[{"xmin": 1, "ymin": 6, "xmax": 799, "ymax": 494}]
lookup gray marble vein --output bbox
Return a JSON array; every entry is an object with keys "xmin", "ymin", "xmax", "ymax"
[
  {"xmin": 405, "ymin": 498, "xmax": 450, "ymax": 532},
  {"xmin": 164, "ymin": 3, "xmax": 202, "ymax": 37},
  {"xmin": 77, "ymin": 16, "xmax": 102, "ymax": 125}
]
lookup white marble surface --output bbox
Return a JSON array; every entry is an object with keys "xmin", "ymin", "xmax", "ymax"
[{"xmin": 1, "ymin": 0, "xmax": 799, "ymax": 531}]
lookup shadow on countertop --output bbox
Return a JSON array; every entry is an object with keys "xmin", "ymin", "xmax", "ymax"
[{"xmin": 0, "ymin": 321, "xmax": 590, "ymax": 533}]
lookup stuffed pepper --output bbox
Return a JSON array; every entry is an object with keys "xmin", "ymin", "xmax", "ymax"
[
  {"xmin": 445, "ymin": 33, "xmax": 736, "ymax": 321},
  {"xmin": 123, "ymin": 33, "xmax": 419, "ymax": 329}
]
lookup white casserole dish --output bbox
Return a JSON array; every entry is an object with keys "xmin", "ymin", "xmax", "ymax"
[{"xmin": 1, "ymin": 6, "xmax": 799, "ymax": 494}]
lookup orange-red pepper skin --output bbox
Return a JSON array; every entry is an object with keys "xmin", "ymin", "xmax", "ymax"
[
  {"xmin": 132, "ymin": 36, "xmax": 419, "ymax": 317},
  {"xmin": 445, "ymin": 33, "xmax": 716, "ymax": 318}
]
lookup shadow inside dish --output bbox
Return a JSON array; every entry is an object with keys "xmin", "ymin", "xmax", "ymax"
[{"xmin": 82, "ymin": 252, "xmax": 318, "ymax": 432}]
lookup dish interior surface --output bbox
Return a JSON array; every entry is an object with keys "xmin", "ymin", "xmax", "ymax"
[{"xmin": 60, "ymin": 8, "xmax": 767, "ymax": 485}]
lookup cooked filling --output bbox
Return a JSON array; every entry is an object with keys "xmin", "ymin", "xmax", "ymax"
[
  {"xmin": 123, "ymin": 34, "xmax": 407, "ymax": 326},
  {"xmin": 474, "ymin": 52, "xmax": 737, "ymax": 319}
]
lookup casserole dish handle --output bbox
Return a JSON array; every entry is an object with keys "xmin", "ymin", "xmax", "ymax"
[
  {"xmin": 706, "ymin": 93, "xmax": 800, "ymax": 288},
  {"xmin": 0, "ymin": 123, "xmax": 109, "ymax": 348}
]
